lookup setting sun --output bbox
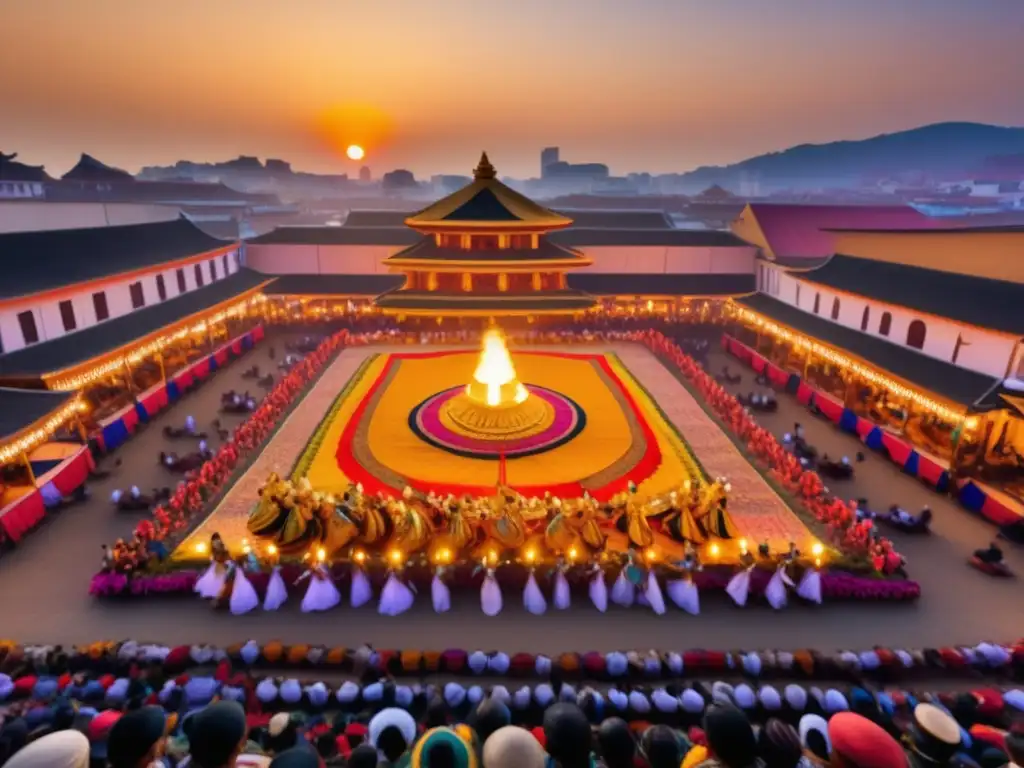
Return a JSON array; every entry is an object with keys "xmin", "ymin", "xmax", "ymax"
[{"xmin": 346, "ymin": 144, "xmax": 365, "ymax": 161}]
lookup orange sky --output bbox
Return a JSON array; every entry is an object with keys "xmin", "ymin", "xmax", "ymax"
[{"xmin": 3, "ymin": 0, "xmax": 1024, "ymax": 178}]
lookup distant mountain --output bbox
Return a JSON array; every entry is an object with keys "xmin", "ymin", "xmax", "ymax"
[{"xmin": 679, "ymin": 122, "xmax": 1024, "ymax": 192}]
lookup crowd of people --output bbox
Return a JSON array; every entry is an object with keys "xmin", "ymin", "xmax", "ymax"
[{"xmin": 2, "ymin": 668, "xmax": 1024, "ymax": 768}]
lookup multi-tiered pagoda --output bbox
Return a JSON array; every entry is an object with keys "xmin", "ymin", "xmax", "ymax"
[{"xmin": 374, "ymin": 153, "xmax": 597, "ymax": 317}]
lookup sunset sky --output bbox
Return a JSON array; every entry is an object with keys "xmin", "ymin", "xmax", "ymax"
[{"xmin": 4, "ymin": 0, "xmax": 1024, "ymax": 179}]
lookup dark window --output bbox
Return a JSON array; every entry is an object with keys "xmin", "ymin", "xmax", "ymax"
[
  {"xmin": 222, "ymin": 254, "xmax": 230, "ymax": 275},
  {"xmin": 860, "ymin": 306, "xmax": 870, "ymax": 331},
  {"xmin": 906, "ymin": 319, "xmax": 927, "ymax": 349},
  {"xmin": 878, "ymin": 311, "xmax": 892, "ymax": 336},
  {"xmin": 93, "ymin": 291, "xmax": 109, "ymax": 321},
  {"xmin": 59, "ymin": 300, "xmax": 76, "ymax": 331},
  {"xmin": 129, "ymin": 281, "xmax": 145, "ymax": 309},
  {"xmin": 209, "ymin": 260, "xmax": 218, "ymax": 281},
  {"xmin": 176, "ymin": 268, "xmax": 187, "ymax": 294},
  {"xmin": 194, "ymin": 263, "xmax": 205, "ymax": 287},
  {"xmin": 18, "ymin": 310, "xmax": 39, "ymax": 345},
  {"xmin": 830, "ymin": 297, "xmax": 840, "ymax": 320},
  {"xmin": 156, "ymin": 274, "xmax": 167, "ymax": 301},
  {"xmin": 812, "ymin": 293, "xmax": 821, "ymax": 314},
  {"xmin": 795, "ymin": 284, "xmax": 801, "ymax": 307}
]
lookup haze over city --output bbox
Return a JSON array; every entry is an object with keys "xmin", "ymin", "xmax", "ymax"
[{"xmin": 4, "ymin": 0, "xmax": 1024, "ymax": 177}]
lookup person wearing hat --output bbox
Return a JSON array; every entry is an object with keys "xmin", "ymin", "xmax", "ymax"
[
  {"xmin": 907, "ymin": 704, "xmax": 961, "ymax": 768},
  {"xmin": 597, "ymin": 717, "xmax": 636, "ymax": 768},
  {"xmin": 472, "ymin": 697, "xmax": 511, "ymax": 744},
  {"xmin": 544, "ymin": 702, "xmax": 595, "ymax": 768},
  {"xmin": 267, "ymin": 744, "xmax": 319, "ymax": 768},
  {"xmin": 410, "ymin": 727, "xmax": 478, "ymax": 768},
  {"xmin": 369, "ymin": 707, "xmax": 418, "ymax": 767},
  {"xmin": 482, "ymin": 725, "xmax": 546, "ymax": 768},
  {"xmin": 185, "ymin": 701, "xmax": 249, "ymax": 768},
  {"xmin": 264, "ymin": 712, "xmax": 299, "ymax": 755},
  {"xmin": 107, "ymin": 705, "xmax": 167, "ymax": 768},
  {"xmin": 642, "ymin": 724, "xmax": 686, "ymax": 768},
  {"xmin": 827, "ymin": 712, "xmax": 906, "ymax": 768},
  {"xmin": 758, "ymin": 719, "xmax": 803, "ymax": 768},
  {"xmin": 4, "ymin": 730, "xmax": 90, "ymax": 768},
  {"xmin": 701, "ymin": 704, "xmax": 758, "ymax": 768}
]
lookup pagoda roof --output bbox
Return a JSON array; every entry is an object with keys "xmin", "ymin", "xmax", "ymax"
[
  {"xmin": 404, "ymin": 153, "xmax": 573, "ymax": 232},
  {"xmin": 384, "ymin": 238, "xmax": 585, "ymax": 268},
  {"xmin": 568, "ymin": 273, "xmax": 755, "ymax": 296},
  {"xmin": 264, "ymin": 274, "xmax": 403, "ymax": 296}
]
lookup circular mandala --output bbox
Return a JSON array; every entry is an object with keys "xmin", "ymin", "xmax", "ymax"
[{"xmin": 409, "ymin": 385, "xmax": 586, "ymax": 459}]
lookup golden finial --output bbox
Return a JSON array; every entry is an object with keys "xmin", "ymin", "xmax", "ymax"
[{"xmin": 474, "ymin": 152, "xmax": 496, "ymax": 180}]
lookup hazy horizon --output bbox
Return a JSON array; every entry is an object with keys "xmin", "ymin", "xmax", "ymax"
[{"xmin": 4, "ymin": 0, "xmax": 1024, "ymax": 179}]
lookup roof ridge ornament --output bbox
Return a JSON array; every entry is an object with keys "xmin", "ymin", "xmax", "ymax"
[{"xmin": 474, "ymin": 152, "xmax": 497, "ymax": 180}]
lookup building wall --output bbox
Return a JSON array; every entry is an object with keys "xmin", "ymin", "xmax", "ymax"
[
  {"xmin": 576, "ymin": 245, "xmax": 756, "ymax": 274},
  {"xmin": 757, "ymin": 263, "xmax": 1018, "ymax": 380},
  {"xmin": 245, "ymin": 244, "xmax": 403, "ymax": 275},
  {"xmin": 0, "ymin": 202, "xmax": 181, "ymax": 234},
  {"xmin": 0, "ymin": 250, "xmax": 239, "ymax": 355}
]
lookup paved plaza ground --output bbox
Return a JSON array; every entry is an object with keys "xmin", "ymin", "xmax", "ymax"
[{"xmin": 0, "ymin": 333, "xmax": 1021, "ymax": 654}]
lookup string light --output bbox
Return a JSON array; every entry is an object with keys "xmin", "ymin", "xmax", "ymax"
[
  {"xmin": 738, "ymin": 538, "xmax": 748, "ymax": 554},
  {"xmin": 525, "ymin": 548, "xmax": 536, "ymax": 563},
  {"xmin": 194, "ymin": 542, "xmax": 207, "ymax": 554},
  {"xmin": 46, "ymin": 295, "xmax": 265, "ymax": 391},
  {"xmin": 708, "ymin": 543, "xmax": 720, "ymax": 558},
  {"xmin": 316, "ymin": 547, "xmax": 326, "ymax": 562},
  {"xmin": 266, "ymin": 544, "xmax": 277, "ymax": 556},
  {"xmin": 354, "ymin": 550, "xmax": 366, "ymax": 563},
  {"xmin": 0, "ymin": 396, "xmax": 87, "ymax": 463},
  {"xmin": 645, "ymin": 548, "xmax": 657, "ymax": 562},
  {"xmin": 811, "ymin": 541, "xmax": 824, "ymax": 556},
  {"xmin": 389, "ymin": 549, "xmax": 403, "ymax": 565},
  {"xmin": 734, "ymin": 307, "xmax": 963, "ymax": 423}
]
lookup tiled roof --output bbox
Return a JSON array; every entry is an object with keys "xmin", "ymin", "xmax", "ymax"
[
  {"xmin": 550, "ymin": 228, "xmax": 748, "ymax": 247},
  {"xmin": 0, "ymin": 218, "xmax": 233, "ymax": 300},
  {"xmin": 263, "ymin": 274, "xmax": 403, "ymax": 295},
  {"xmin": 0, "ymin": 388, "xmax": 76, "ymax": 442},
  {"xmin": 246, "ymin": 227, "xmax": 422, "ymax": 246},
  {"xmin": 796, "ymin": 254, "xmax": 1024, "ymax": 334},
  {"xmin": 735, "ymin": 294, "xmax": 999, "ymax": 407},
  {"xmin": 385, "ymin": 239, "xmax": 584, "ymax": 263},
  {"xmin": 568, "ymin": 273, "xmax": 755, "ymax": 296},
  {"xmin": 741, "ymin": 203, "xmax": 935, "ymax": 259},
  {"xmin": 0, "ymin": 269, "xmax": 268, "ymax": 379},
  {"xmin": 343, "ymin": 210, "xmax": 412, "ymax": 227},
  {"xmin": 342, "ymin": 208, "xmax": 675, "ymax": 230}
]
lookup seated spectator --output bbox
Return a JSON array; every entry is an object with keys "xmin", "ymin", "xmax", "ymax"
[
  {"xmin": 183, "ymin": 701, "xmax": 250, "ymax": 768},
  {"xmin": 543, "ymin": 703, "xmax": 594, "ymax": 768},
  {"xmin": 483, "ymin": 725, "xmax": 548, "ymax": 768},
  {"xmin": 597, "ymin": 718, "xmax": 637, "ymax": 768},
  {"xmin": 107, "ymin": 705, "xmax": 167, "ymax": 768},
  {"xmin": 4, "ymin": 730, "xmax": 90, "ymax": 768}
]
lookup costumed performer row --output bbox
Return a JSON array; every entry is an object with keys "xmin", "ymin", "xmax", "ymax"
[{"xmin": 725, "ymin": 541, "xmax": 822, "ymax": 609}]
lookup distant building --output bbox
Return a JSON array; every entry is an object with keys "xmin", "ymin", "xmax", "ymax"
[
  {"xmin": 541, "ymin": 147, "xmax": 560, "ymax": 176},
  {"xmin": 265, "ymin": 159, "xmax": 292, "ymax": 175},
  {"xmin": 359, "ymin": 166, "xmax": 372, "ymax": 182},
  {"xmin": 543, "ymin": 161, "xmax": 609, "ymax": 181}
]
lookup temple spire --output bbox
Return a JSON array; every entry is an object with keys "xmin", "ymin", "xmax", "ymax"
[{"xmin": 474, "ymin": 152, "xmax": 497, "ymax": 180}]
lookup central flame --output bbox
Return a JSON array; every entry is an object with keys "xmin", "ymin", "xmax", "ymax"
[{"xmin": 469, "ymin": 329, "xmax": 529, "ymax": 407}]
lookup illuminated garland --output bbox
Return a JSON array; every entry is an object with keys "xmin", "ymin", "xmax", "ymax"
[
  {"xmin": 0, "ymin": 396, "xmax": 86, "ymax": 464},
  {"xmin": 46, "ymin": 295, "xmax": 268, "ymax": 390},
  {"xmin": 731, "ymin": 306, "xmax": 964, "ymax": 423}
]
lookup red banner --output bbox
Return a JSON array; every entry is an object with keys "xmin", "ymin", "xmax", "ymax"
[
  {"xmin": 916, "ymin": 453, "xmax": 947, "ymax": 488},
  {"xmin": 881, "ymin": 432, "xmax": 912, "ymax": 466},
  {"xmin": 766, "ymin": 363, "xmax": 790, "ymax": 388},
  {"xmin": 0, "ymin": 490, "xmax": 45, "ymax": 543},
  {"xmin": 813, "ymin": 391, "xmax": 844, "ymax": 423}
]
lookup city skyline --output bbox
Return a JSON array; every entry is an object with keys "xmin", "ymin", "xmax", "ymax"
[{"xmin": 4, "ymin": 0, "xmax": 1024, "ymax": 178}]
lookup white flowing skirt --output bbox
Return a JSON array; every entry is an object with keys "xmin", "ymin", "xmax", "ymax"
[
  {"xmin": 302, "ymin": 575, "xmax": 341, "ymax": 613},
  {"xmin": 797, "ymin": 569, "xmax": 822, "ymax": 604},
  {"xmin": 524, "ymin": 572, "xmax": 548, "ymax": 615},
  {"xmin": 379, "ymin": 573, "xmax": 415, "ymax": 616},
  {"xmin": 553, "ymin": 570, "xmax": 571, "ymax": 610},
  {"xmin": 667, "ymin": 579, "xmax": 700, "ymax": 615},
  {"xmin": 610, "ymin": 569, "xmax": 635, "ymax": 607},
  {"xmin": 263, "ymin": 566, "xmax": 288, "ymax": 611},
  {"xmin": 195, "ymin": 563, "xmax": 226, "ymax": 599},
  {"xmin": 481, "ymin": 573, "xmax": 503, "ymax": 616},
  {"xmin": 765, "ymin": 569, "xmax": 788, "ymax": 610},
  {"xmin": 726, "ymin": 568, "xmax": 752, "ymax": 607},
  {"xmin": 432, "ymin": 574, "xmax": 451, "ymax": 613},
  {"xmin": 350, "ymin": 567, "xmax": 373, "ymax": 608},
  {"xmin": 642, "ymin": 571, "xmax": 666, "ymax": 615},
  {"xmin": 589, "ymin": 571, "xmax": 608, "ymax": 613},
  {"xmin": 230, "ymin": 570, "xmax": 260, "ymax": 615}
]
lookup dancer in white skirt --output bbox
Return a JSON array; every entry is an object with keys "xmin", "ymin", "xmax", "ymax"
[
  {"xmin": 666, "ymin": 542, "xmax": 701, "ymax": 615},
  {"xmin": 228, "ymin": 556, "xmax": 260, "ymax": 615},
  {"xmin": 552, "ymin": 560, "xmax": 571, "ymax": 610},
  {"xmin": 797, "ymin": 561, "xmax": 823, "ymax": 604},
  {"xmin": 726, "ymin": 550, "xmax": 758, "ymax": 607},
  {"xmin": 610, "ymin": 550, "xmax": 642, "ymax": 607},
  {"xmin": 479, "ymin": 565, "xmax": 503, "ymax": 616},
  {"xmin": 350, "ymin": 561, "xmax": 373, "ymax": 608},
  {"xmin": 298, "ymin": 561, "xmax": 341, "ymax": 613},
  {"xmin": 263, "ymin": 563, "xmax": 288, "ymax": 611},
  {"xmin": 588, "ymin": 563, "xmax": 608, "ymax": 612},
  {"xmin": 431, "ymin": 565, "xmax": 451, "ymax": 613},
  {"xmin": 379, "ymin": 563, "xmax": 416, "ymax": 616},
  {"xmin": 523, "ymin": 569, "xmax": 547, "ymax": 615},
  {"xmin": 194, "ymin": 532, "xmax": 229, "ymax": 600}
]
